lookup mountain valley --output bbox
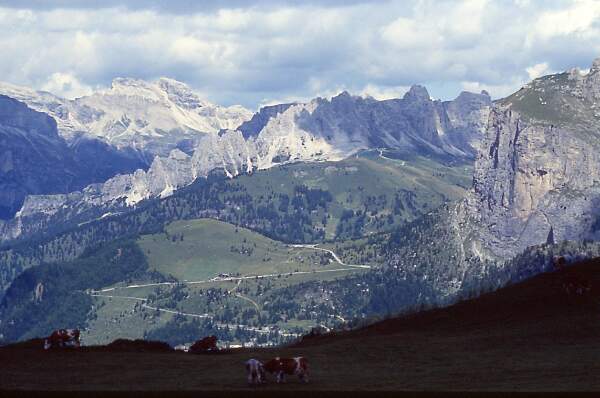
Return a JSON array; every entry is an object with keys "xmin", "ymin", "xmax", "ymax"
[{"xmin": 2, "ymin": 58, "xmax": 600, "ymax": 349}]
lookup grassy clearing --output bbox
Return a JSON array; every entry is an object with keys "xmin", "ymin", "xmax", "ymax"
[
  {"xmin": 138, "ymin": 219, "xmax": 344, "ymax": 282},
  {"xmin": 78, "ymin": 152, "xmax": 470, "ymax": 346}
]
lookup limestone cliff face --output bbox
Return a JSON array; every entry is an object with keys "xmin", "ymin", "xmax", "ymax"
[{"xmin": 462, "ymin": 58, "xmax": 600, "ymax": 261}]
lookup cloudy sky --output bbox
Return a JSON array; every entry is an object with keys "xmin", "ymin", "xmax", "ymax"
[{"xmin": 0, "ymin": 0, "xmax": 599, "ymax": 109}]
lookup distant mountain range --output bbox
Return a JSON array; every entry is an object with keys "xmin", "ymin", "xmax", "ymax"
[
  {"xmin": 0, "ymin": 78, "xmax": 252, "ymax": 161},
  {"xmin": 0, "ymin": 80, "xmax": 490, "ymax": 241}
]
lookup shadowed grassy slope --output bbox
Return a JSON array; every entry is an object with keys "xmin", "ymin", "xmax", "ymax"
[{"xmin": 3, "ymin": 258, "xmax": 600, "ymax": 391}]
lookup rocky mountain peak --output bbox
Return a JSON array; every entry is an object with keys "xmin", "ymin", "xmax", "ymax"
[
  {"xmin": 1, "ymin": 82, "xmax": 492, "ymax": 242},
  {"xmin": 109, "ymin": 77, "xmax": 152, "ymax": 91},
  {"xmin": 0, "ymin": 79, "xmax": 253, "ymax": 158},
  {"xmin": 453, "ymin": 90, "xmax": 492, "ymax": 105},
  {"xmin": 330, "ymin": 90, "xmax": 363, "ymax": 109},
  {"xmin": 333, "ymin": 90, "xmax": 353, "ymax": 99},
  {"xmin": 157, "ymin": 77, "xmax": 210, "ymax": 110},
  {"xmin": 0, "ymin": 96, "xmax": 144, "ymax": 220},
  {"xmin": 403, "ymin": 85, "xmax": 430, "ymax": 102},
  {"xmin": 237, "ymin": 102, "xmax": 295, "ymax": 138},
  {"xmin": 157, "ymin": 77, "xmax": 189, "ymax": 91}
]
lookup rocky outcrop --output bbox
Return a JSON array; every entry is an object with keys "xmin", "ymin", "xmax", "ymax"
[
  {"xmin": 444, "ymin": 90, "xmax": 492, "ymax": 154},
  {"xmin": 461, "ymin": 57, "xmax": 600, "ymax": 261},
  {"xmin": 237, "ymin": 103, "xmax": 296, "ymax": 138},
  {"xmin": 582, "ymin": 58, "xmax": 600, "ymax": 102}
]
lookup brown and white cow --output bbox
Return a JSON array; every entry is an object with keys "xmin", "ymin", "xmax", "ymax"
[
  {"xmin": 263, "ymin": 356, "xmax": 309, "ymax": 383},
  {"xmin": 245, "ymin": 358, "xmax": 266, "ymax": 386},
  {"xmin": 44, "ymin": 329, "xmax": 80, "ymax": 350},
  {"xmin": 189, "ymin": 335, "xmax": 218, "ymax": 353}
]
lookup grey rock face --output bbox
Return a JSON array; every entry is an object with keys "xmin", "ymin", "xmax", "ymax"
[
  {"xmin": 0, "ymin": 78, "xmax": 253, "ymax": 159},
  {"xmin": 403, "ymin": 84, "xmax": 430, "ymax": 102},
  {"xmin": 187, "ymin": 87, "xmax": 492, "ymax": 178},
  {"xmin": 462, "ymin": 57, "xmax": 600, "ymax": 261},
  {"xmin": 237, "ymin": 103, "xmax": 296, "ymax": 138},
  {"xmin": 444, "ymin": 91, "xmax": 493, "ymax": 154},
  {"xmin": 269, "ymin": 87, "xmax": 491, "ymax": 160},
  {"xmin": 0, "ymin": 95, "xmax": 143, "ymax": 220}
]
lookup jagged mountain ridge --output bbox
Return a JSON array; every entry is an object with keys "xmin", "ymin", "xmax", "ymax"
[
  {"xmin": 241, "ymin": 87, "xmax": 491, "ymax": 158},
  {"xmin": 0, "ymin": 78, "xmax": 253, "ymax": 161},
  {"xmin": 237, "ymin": 102, "xmax": 296, "ymax": 138},
  {"xmin": 189, "ymin": 86, "xmax": 492, "ymax": 182},
  {"xmin": 0, "ymin": 95, "xmax": 144, "ymax": 220},
  {"xmin": 0, "ymin": 86, "xmax": 491, "ymax": 243}
]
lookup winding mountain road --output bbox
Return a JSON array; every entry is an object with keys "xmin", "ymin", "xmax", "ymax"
[
  {"xmin": 89, "ymin": 293, "xmax": 299, "ymax": 337},
  {"xmin": 289, "ymin": 244, "xmax": 372, "ymax": 269},
  {"xmin": 86, "ymin": 244, "xmax": 369, "ymax": 336},
  {"xmin": 94, "ymin": 244, "xmax": 369, "ymax": 293},
  {"xmin": 234, "ymin": 293, "xmax": 261, "ymax": 311},
  {"xmin": 377, "ymin": 148, "xmax": 406, "ymax": 165},
  {"xmin": 95, "ymin": 265, "xmax": 365, "ymax": 293}
]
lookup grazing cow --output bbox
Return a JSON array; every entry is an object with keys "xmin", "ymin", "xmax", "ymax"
[
  {"xmin": 245, "ymin": 359, "xmax": 266, "ymax": 386},
  {"xmin": 189, "ymin": 335, "xmax": 218, "ymax": 353},
  {"xmin": 44, "ymin": 329, "xmax": 80, "ymax": 350},
  {"xmin": 263, "ymin": 356, "xmax": 309, "ymax": 383}
]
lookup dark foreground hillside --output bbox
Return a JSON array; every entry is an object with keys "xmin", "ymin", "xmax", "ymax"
[{"xmin": 2, "ymin": 258, "xmax": 600, "ymax": 394}]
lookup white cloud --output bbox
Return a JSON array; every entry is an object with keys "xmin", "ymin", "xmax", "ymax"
[
  {"xmin": 359, "ymin": 84, "xmax": 409, "ymax": 100},
  {"xmin": 0, "ymin": 1, "xmax": 598, "ymax": 108},
  {"xmin": 41, "ymin": 72, "xmax": 93, "ymax": 99},
  {"xmin": 526, "ymin": 62, "xmax": 551, "ymax": 80},
  {"xmin": 380, "ymin": 17, "xmax": 442, "ymax": 50},
  {"xmin": 532, "ymin": 0, "xmax": 600, "ymax": 40},
  {"xmin": 461, "ymin": 77, "xmax": 527, "ymax": 99}
]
